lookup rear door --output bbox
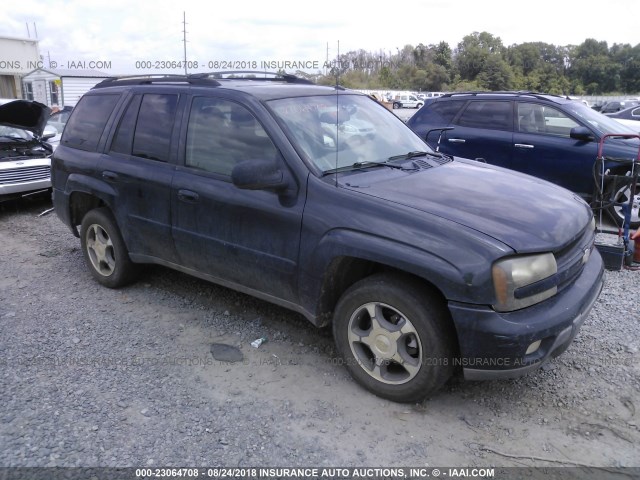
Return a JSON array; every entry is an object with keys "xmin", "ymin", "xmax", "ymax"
[
  {"xmin": 441, "ymin": 100, "xmax": 514, "ymax": 167},
  {"xmin": 99, "ymin": 91, "xmax": 182, "ymax": 262},
  {"xmin": 171, "ymin": 94, "xmax": 304, "ymax": 302}
]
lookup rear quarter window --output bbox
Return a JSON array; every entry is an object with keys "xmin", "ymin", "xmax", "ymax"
[{"xmin": 62, "ymin": 94, "xmax": 120, "ymax": 151}]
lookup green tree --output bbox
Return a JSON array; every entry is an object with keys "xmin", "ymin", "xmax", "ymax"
[
  {"xmin": 477, "ymin": 56, "xmax": 514, "ymax": 90},
  {"xmin": 455, "ymin": 31, "xmax": 506, "ymax": 81}
]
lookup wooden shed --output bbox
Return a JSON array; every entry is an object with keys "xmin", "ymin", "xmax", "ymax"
[{"xmin": 21, "ymin": 68, "xmax": 109, "ymax": 107}]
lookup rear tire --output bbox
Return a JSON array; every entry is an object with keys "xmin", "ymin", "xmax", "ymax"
[
  {"xmin": 80, "ymin": 207, "xmax": 138, "ymax": 288},
  {"xmin": 332, "ymin": 273, "xmax": 455, "ymax": 403}
]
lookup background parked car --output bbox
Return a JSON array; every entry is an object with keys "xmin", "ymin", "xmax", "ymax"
[
  {"xmin": 605, "ymin": 105, "xmax": 640, "ymax": 133},
  {"xmin": 392, "ymin": 94, "xmax": 423, "ymax": 109},
  {"xmin": 45, "ymin": 106, "xmax": 73, "ymax": 150},
  {"xmin": 407, "ymin": 92, "xmax": 640, "ymax": 227},
  {"xmin": 599, "ymin": 99, "xmax": 640, "ymax": 114},
  {"xmin": 0, "ymin": 99, "xmax": 53, "ymax": 201}
]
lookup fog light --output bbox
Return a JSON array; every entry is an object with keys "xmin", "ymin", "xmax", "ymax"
[{"xmin": 525, "ymin": 340, "xmax": 541, "ymax": 355}]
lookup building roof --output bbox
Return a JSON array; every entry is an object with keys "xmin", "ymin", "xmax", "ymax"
[
  {"xmin": 0, "ymin": 35, "xmax": 39, "ymax": 43},
  {"xmin": 23, "ymin": 68, "xmax": 110, "ymax": 78}
]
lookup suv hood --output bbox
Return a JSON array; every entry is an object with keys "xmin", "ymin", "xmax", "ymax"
[
  {"xmin": 0, "ymin": 100, "xmax": 51, "ymax": 137},
  {"xmin": 343, "ymin": 159, "xmax": 592, "ymax": 253}
]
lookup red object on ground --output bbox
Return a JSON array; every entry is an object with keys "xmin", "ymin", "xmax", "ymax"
[{"xmin": 632, "ymin": 230, "xmax": 640, "ymax": 263}]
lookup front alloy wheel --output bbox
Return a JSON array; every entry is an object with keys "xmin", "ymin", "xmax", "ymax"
[
  {"xmin": 347, "ymin": 302, "xmax": 422, "ymax": 385},
  {"xmin": 607, "ymin": 181, "xmax": 640, "ymax": 228},
  {"xmin": 333, "ymin": 273, "xmax": 455, "ymax": 403}
]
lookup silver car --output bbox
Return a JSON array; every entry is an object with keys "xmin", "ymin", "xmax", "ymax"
[{"xmin": 0, "ymin": 99, "xmax": 53, "ymax": 200}]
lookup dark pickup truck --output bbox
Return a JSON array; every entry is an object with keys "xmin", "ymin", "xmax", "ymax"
[{"xmin": 51, "ymin": 72, "xmax": 604, "ymax": 403}]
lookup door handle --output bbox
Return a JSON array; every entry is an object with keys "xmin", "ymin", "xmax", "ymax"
[
  {"xmin": 102, "ymin": 171, "xmax": 119, "ymax": 181},
  {"xmin": 448, "ymin": 138, "xmax": 465, "ymax": 143},
  {"xmin": 177, "ymin": 189, "xmax": 199, "ymax": 203},
  {"xmin": 514, "ymin": 144, "xmax": 534, "ymax": 149}
]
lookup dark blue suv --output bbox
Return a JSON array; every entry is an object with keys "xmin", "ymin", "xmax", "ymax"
[
  {"xmin": 51, "ymin": 75, "xmax": 603, "ymax": 403},
  {"xmin": 407, "ymin": 92, "xmax": 640, "ymax": 227}
]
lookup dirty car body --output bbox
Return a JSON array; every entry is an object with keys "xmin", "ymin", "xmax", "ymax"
[{"xmin": 51, "ymin": 74, "xmax": 604, "ymax": 402}]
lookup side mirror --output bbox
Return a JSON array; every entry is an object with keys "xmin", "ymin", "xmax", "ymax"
[
  {"xmin": 231, "ymin": 159, "xmax": 289, "ymax": 191},
  {"xmin": 570, "ymin": 126, "xmax": 594, "ymax": 142},
  {"xmin": 42, "ymin": 126, "xmax": 57, "ymax": 140}
]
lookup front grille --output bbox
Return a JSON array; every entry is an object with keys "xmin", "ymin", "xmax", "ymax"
[
  {"xmin": 0, "ymin": 166, "xmax": 50, "ymax": 185},
  {"xmin": 554, "ymin": 224, "xmax": 595, "ymax": 292}
]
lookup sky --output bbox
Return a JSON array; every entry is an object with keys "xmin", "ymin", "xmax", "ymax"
[{"xmin": 1, "ymin": 0, "xmax": 639, "ymax": 75}]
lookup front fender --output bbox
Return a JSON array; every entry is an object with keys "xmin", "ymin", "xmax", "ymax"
[{"xmin": 297, "ymin": 225, "xmax": 509, "ymax": 325}]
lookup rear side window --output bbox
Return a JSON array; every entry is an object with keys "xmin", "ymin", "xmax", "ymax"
[
  {"xmin": 110, "ymin": 95, "xmax": 142, "ymax": 154},
  {"xmin": 62, "ymin": 94, "xmax": 120, "ymax": 151},
  {"xmin": 410, "ymin": 100, "xmax": 464, "ymax": 127},
  {"xmin": 132, "ymin": 94, "xmax": 178, "ymax": 162},
  {"xmin": 427, "ymin": 101, "xmax": 465, "ymax": 124},
  {"xmin": 456, "ymin": 101, "xmax": 513, "ymax": 131}
]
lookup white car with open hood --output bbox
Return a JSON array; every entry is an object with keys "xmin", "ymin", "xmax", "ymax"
[{"xmin": 0, "ymin": 99, "xmax": 53, "ymax": 201}]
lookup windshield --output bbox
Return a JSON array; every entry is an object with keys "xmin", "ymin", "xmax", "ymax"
[
  {"xmin": 0, "ymin": 125, "xmax": 32, "ymax": 141},
  {"xmin": 268, "ymin": 94, "xmax": 432, "ymax": 172},
  {"xmin": 565, "ymin": 102, "xmax": 639, "ymax": 138}
]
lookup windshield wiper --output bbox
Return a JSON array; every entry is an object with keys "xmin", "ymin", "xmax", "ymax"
[
  {"xmin": 322, "ymin": 160, "xmax": 417, "ymax": 176},
  {"xmin": 387, "ymin": 150, "xmax": 444, "ymax": 161},
  {"xmin": 0, "ymin": 135, "xmax": 28, "ymax": 142},
  {"xmin": 387, "ymin": 151, "xmax": 428, "ymax": 161}
]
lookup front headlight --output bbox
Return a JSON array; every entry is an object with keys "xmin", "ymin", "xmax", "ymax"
[{"xmin": 492, "ymin": 253, "xmax": 557, "ymax": 312}]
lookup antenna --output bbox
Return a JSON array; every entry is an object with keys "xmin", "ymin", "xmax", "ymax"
[
  {"xmin": 182, "ymin": 12, "xmax": 188, "ymax": 75},
  {"xmin": 334, "ymin": 40, "xmax": 340, "ymax": 187},
  {"xmin": 325, "ymin": 42, "xmax": 329, "ymax": 76}
]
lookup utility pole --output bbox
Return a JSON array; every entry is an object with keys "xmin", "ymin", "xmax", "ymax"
[{"xmin": 182, "ymin": 12, "xmax": 188, "ymax": 75}]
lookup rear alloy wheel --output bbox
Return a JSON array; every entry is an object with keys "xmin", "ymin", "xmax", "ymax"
[
  {"xmin": 332, "ymin": 274, "xmax": 455, "ymax": 403},
  {"xmin": 80, "ymin": 207, "xmax": 138, "ymax": 288},
  {"xmin": 606, "ymin": 180, "xmax": 640, "ymax": 228}
]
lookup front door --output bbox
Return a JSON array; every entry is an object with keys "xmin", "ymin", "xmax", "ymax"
[{"xmin": 171, "ymin": 95, "xmax": 304, "ymax": 302}]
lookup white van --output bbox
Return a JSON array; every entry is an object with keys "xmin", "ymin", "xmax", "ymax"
[{"xmin": 392, "ymin": 94, "xmax": 423, "ymax": 109}]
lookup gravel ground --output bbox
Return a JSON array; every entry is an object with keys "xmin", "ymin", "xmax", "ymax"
[{"xmin": 0, "ymin": 195, "xmax": 639, "ymax": 470}]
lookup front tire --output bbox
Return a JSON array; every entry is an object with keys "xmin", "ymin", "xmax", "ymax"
[
  {"xmin": 606, "ymin": 179, "xmax": 640, "ymax": 228},
  {"xmin": 332, "ymin": 273, "xmax": 455, "ymax": 403},
  {"xmin": 80, "ymin": 207, "xmax": 138, "ymax": 288}
]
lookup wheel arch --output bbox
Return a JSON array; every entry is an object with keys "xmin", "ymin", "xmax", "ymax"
[
  {"xmin": 63, "ymin": 173, "xmax": 118, "ymax": 236},
  {"xmin": 69, "ymin": 191, "xmax": 107, "ymax": 234},
  {"xmin": 314, "ymin": 256, "xmax": 460, "ymax": 354}
]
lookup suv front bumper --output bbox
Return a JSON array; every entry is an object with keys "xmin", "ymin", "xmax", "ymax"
[{"xmin": 448, "ymin": 249, "xmax": 604, "ymax": 380}]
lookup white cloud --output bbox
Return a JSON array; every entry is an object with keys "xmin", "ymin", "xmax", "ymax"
[{"xmin": 1, "ymin": 0, "xmax": 638, "ymax": 75}]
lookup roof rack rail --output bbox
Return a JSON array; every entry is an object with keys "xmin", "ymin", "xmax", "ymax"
[
  {"xmin": 92, "ymin": 71, "xmax": 315, "ymax": 90},
  {"xmin": 440, "ymin": 90, "xmax": 566, "ymax": 101},
  {"xmin": 189, "ymin": 71, "xmax": 314, "ymax": 85},
  {"xmin": 93, "ymin": 74, "xmax": 221, "ymax": 89}
]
